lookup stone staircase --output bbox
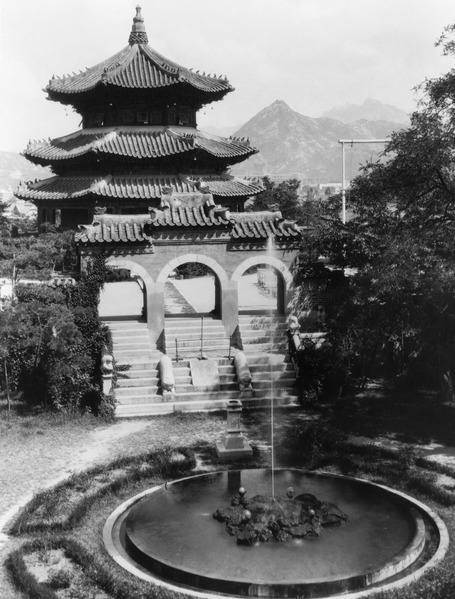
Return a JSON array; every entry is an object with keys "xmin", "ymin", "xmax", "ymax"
[
  {"xmin": 102, "ymin": 319, "xmax": 163, "ymax": 418},
  {"xmin": 238, "ymin": 314, "xmax": 288, "ymax": 354},
  {"xmin": 164, "ymin": 317, "xmax": 232, "ymax": 360},
  {"xmin": 104, "ymin": 314, "xmax": 298, "ymax": 417}
]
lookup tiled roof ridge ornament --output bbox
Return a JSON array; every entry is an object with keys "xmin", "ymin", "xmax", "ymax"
[{"xmin": 129, "ymin": 5, "xmax": 148, "ymax": 45}]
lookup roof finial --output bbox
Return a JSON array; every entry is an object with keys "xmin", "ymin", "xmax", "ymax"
[{"xmin": 129, "ymin": 5, "xmax": 148, "ymax": 45}]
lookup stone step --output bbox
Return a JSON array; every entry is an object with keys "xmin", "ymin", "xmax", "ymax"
[
  {"xmin": 116, "ymin": 394, "xmax": 163, "ymax": 406},
  {"xmin": 167, "ymin": 341, "xmax": 228, "ymax": 350},
  {"xmin": 174, "ymin": 375, "xmax": 192, "ymax": 385},
  {"xmin": 115, "ymin": 385, "xmax": 158, "ymax": 397},
  {"xmin": 115, "ymin": 394, "xmax": 298, "ymax": 417},
  {"xmin": 241, "ymin": 343, "xmax": 286, "ymax": 353},
  {"xmin": 113, "ymin": 342, "xmax": 152, "ymax": 352},
  {"xmin": 165, "ymin": 327, "xmax": 226, "ymax": 335},
  {"xmin": 116, "ymin": 377, "xmax": 159, "ymax": 388},
  {"xmin": 218, "ymin": 365, "xmax": 235, "ymax": 375},
  {"xmin": 105, "ymin": 322, "xmax": 148, "ymax": 331},
  {"xmin": 250, "ymin": 370, "xmax": 295, "ymax": 381},
  {"xmin": 111, "ymin": 334, "xmax": 151, "ymax": 344},
  {"xmin": 115, "ymin": 359, "xmax": 161, "ymax": 370},
  {"xmin": 252, "ymin": 379, "xmax": 296, "ymax": 389},
  {"xmin": 249, "ymin": 364, "xmax": 294, "ymax": 374},
  {"xmin": 175, "ymin": 381, "xmax": 238, "ymax": 394},
  {"xmin": 239, "ymin": 329, "xmax": 286, "ymax": 337},
  {"xmin": 120, "ymin": 368, "xmax": 159, "ymax": 378}
]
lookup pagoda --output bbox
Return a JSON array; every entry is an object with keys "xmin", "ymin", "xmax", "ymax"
[{"xmin": 16, "ymin": 6, "xmax": 263, "ymax": 229}]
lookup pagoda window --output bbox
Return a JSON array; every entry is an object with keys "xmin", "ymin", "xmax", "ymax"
[
  {"xmin": 167, "ymin": 107, "xmax": 177, "ymax": 125},
  {"xmin": 41, "ymin": 208, "xmax": 47, "ymax": 223},
  {"xmin": 150, "ymin": 110, "xmax": 162, "ymax": 125},
  {"xmin": 86, "ymin": 112, "xmax": 104, "ymax": 127},
  {"xmin": 60, "ymin": 208, "xmax": 89, "ymax": 228},
  {"xmin": 120, "ymin": 206, "xmax": 147, "ymax": 215},
  {"xmin": 178, "ymin": 112, "xmax": 192, "ymax": 126},
  {"xmin": 105, "ymin": 111, "xmax": 116, "ymax": 126},
  {"xmin": 121, "ymin": 110, "xmax": 134, "ymax": 124},
  {"xmin": 137, "ymin": 111, "xmax": 149, "ymax": 124}
]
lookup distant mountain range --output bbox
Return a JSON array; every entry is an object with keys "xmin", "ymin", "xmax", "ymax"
[
  {"xmin": 0, "ymin": 99, "xmax": 410, "ymax": 199},
  {"xmin": 231, "ymin": 100, "xmax": 407, "ymax": 181},
  {"xmin": 0, "ymin": 151, "xmax": 50, "ymax": 202},
  {"xmin": 322, "ymin": 97, "xmax": 409, "ymax": 125}
]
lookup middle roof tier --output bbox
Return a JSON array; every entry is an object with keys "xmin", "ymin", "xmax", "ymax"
[{"xmin": 24, "ymin": 126, "xmax": 257, "ymax": 174}]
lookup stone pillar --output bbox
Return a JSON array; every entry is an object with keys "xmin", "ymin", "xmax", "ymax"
[
  {"xmin": 221, "ymin": 280, "xmax": 239, "ymax": 337},
  {"xmin": 146, "ymin": 282, "xmax": 165, "ymax": 350},
  {"xmin": 215, "ymin": 399, "xmax": 253, "ymax": 462}
]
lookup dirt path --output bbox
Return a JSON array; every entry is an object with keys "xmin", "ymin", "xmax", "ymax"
[{"xmin": 0, "ymin": 416, "xmax": 223, "ymax": 599}]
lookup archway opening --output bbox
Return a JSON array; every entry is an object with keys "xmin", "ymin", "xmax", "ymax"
[
  {"xmin": 238, "ymin": 264, "xmax": 285, "ymax": 315},
  {"xmin": 99, "ymin": 267, "xmax": 145, "ymax": 321},
  {"xmin": 164, "ymin": 262, "xmax": 221, "ymax": 318}
]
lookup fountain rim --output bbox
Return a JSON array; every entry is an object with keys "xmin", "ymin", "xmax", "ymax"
[{"xmin": 103, "ymin": 468, "xmax": 449, "ymax": 599}]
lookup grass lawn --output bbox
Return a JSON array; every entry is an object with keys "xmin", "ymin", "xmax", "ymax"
[{"xmin": 2, "ymin": 386, "xmax": 455, "ymax": 599}]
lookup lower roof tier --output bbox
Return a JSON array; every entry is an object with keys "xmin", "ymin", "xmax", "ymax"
[
  {"xmin": 23, "ymin": 127, "xmax": 257, "ymax": 169},
  {"xmin": 16, "ymin": 173, "xmax": 264, "ymax": 202},
  {"xmin": 75, "ymin": 207, "xmax": 301, "ymax": 245}
]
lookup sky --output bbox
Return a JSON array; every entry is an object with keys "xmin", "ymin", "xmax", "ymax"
[{"xmin": 1, "ymin": 0, "xmax": 455, "ymax": 152}]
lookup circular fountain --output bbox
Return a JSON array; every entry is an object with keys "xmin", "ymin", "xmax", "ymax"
[{"xmin": 104, "ymin": 468, "xmax": 448, "ymax": 598}]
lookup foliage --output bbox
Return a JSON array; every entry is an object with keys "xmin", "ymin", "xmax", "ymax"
[
  {"xmin": 249, "ymin": 177, "xmax": 306, "ymax": 221},
  {"xmin": 294, "ymin": 341, "xmax": 351, "ymax": 404},
  {"xmin": 10, "ymin": 447, "xmax": 196, "ymax": 535},
  {"xmin": 0, "ymin": 246, "xmax": 111, "ymax": 414},
  {"xmin": 307, "ymin": 29, "xmax": 455, "ymax": 398},
  {"xmin": 0, "ymin": 221, "xmax": 76, "ymax": 281},
  {"xmin": 174, "ymin": 262, "xmax": 211, "ymax": 278}
]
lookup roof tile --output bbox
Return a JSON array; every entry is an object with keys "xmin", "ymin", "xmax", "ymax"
[
  {"xmin": 24, "ymin": 128, "xmax": 257, "ymax": 165},
  {"xmin": 17, "ymin": 174, "xmax": 263, "ymax": 201},
  {"xmin": 47, "ymin": 43, "xmax": 233, "ymax": 97}
]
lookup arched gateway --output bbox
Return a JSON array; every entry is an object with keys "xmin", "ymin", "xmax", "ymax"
[{"xmin": 76, "ymin": 206, "xmax": 301, "ymax": 348}]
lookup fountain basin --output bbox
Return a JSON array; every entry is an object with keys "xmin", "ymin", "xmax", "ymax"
[{"xmin": 104, "ymin": 469, "xmax": 448, "ymax": 598}]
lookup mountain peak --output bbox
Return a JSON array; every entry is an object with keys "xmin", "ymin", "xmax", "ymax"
[
  {"xmin": 322, "ymin": 98, "xmax": 409, "ymax": 125},
  {"xmin": 271, "ymin": 99, "xmax": 290, "ymax": 108}
]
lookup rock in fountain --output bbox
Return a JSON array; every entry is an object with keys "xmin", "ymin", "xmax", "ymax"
[{"xmin": 213, "ymin": 486, "xmax": 348, "ymax": 545}]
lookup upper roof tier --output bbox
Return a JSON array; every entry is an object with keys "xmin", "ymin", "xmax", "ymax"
[{"xmin": 45, "ymin": 6, "xmax": 233, "ymax": 106}]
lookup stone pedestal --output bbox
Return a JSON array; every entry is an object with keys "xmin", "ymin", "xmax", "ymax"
[{"xmin": 215, "ymin": 399, "xmax": 253, "ymax": 462}]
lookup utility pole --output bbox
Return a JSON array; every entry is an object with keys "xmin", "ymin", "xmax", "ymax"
[{"xmin": 338, "ymin": 139, "xmax": 388, "ymax": 224}]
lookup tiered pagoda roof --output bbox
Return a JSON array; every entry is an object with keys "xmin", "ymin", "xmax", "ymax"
[
  {"xmin": 24, "ymin": 128, "xmax": 256, "ymax": 170},
  {"xmin": 45, "ymin": 7, "xmax": 233, "ymax": 107},
  {"xmin": 16, "ymin": 174, "xmax": 264, "ymax": 202},
  {"xmin": 18, "ymin": 6, "xmax": 264, "ymax": 225}
]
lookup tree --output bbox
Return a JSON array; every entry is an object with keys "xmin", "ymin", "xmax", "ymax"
[
  {"xmin": 312, "ymin": 25, "xmax": 455, "ymax": 400},
  {"xmin": 249, "ymin": 177, "xmax": 304, "ymax": 221}
]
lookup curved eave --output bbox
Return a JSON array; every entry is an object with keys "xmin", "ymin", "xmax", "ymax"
[
  {"xmin": 75, "ymin": 208, "xmax": 299, "ymax": 245},
  {"xmin": 76, "ymin": 220, "xmax": 152, "ymax": 244},
  {"xmin": 23, "ymin": 128, "xmax": 258, "ymax": 166},
  {"xmin": 16, "ymin": 174, "xmax": 264, "ymax": 202},
  {"xmin": 45, "ymin": 43, "xmax": 233, "ymax": 101}
]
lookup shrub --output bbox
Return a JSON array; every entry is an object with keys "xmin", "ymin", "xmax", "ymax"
[{"xmin": 47, "ymin": 567, "xmax": 72, "ymax": 589}]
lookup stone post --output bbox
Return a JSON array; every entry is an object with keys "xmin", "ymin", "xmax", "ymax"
[{"xmin": 215, "ymin": 399, "xmax": 253, "ymax": 462}]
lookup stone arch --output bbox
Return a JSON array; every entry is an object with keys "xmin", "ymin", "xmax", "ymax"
[
  {"xmin": 231, "ymin": 255, "xmax": 293, "ymax": 316},
  {"xmin": 105, "ymin": 256, "xmax": 154, "ymax": 288},
  {"xmin": 156, "ymin": 253, "xmax": 230, "ymax": 326},
  {"xmin": 231, "ymin": 255, "xmax": 293, "ymax": 285},
  {"xmin": 156, "ymin": 253, "xmax": 229, "ymax": 287}
]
